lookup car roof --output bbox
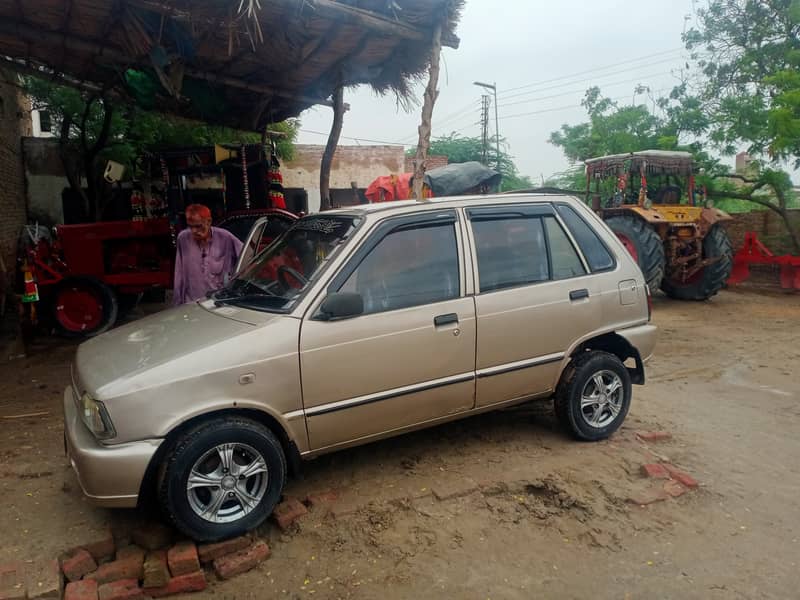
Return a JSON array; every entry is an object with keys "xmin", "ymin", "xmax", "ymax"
[{"xmin": 317, "ymin": 193, "xmax": 583, "ymax": 219}]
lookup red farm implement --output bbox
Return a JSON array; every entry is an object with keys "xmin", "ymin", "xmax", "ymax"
[{"xmin": 727, "ymin": 232, "xmax": 800, "ymax": 291}]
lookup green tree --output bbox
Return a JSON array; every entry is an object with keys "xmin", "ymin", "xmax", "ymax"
[
  {"xmin": 683, "ymin": 0, "xmax": 800, "ymax": 166},
  {"xmin": 25, "ymin": 77, "xmax": 298, "ymax": 221},
  {"xmin": 406, "ymin": 132, "xmax": 533, "ymax": 191}
]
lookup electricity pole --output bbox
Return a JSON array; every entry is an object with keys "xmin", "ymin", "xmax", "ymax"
[
  {"xmin": 480, "ymin": 94, "xmax": 490, "ymax": 165},
  {"xmin": 474, "ymin": 81, "xmax": 500, "ymax": 172}
]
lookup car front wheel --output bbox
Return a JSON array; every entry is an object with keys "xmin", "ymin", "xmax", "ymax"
[
  {"xmin": 554, "ymin": 351, "xmax": 632, "ymax": 441},
  {"xmin": 158, "ymin": 418, "xmax": 286, "ymax": 542}
]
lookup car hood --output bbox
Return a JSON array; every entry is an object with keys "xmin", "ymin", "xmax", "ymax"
[{"xmin": 75, "ymin": 300, "xmax": 280, "ymax": 399}]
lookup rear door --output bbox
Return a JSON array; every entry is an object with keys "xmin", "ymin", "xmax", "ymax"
[
  {"xmin": 299, "ymin": 210, "xmax": 477, "ymax": 451},
  {"xmin": 467, "ymin": 203, "xmax": 598, "ymax": 407}
]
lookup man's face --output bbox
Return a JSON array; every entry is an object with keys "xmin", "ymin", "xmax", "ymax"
[{"xmin": 186, "ymin": 213, "xmax": 211, "ymax": 243}]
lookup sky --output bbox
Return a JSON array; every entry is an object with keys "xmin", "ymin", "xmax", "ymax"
[{"xmin": 295, "ymin": 0, "xmax": 710, "ymax": 182}]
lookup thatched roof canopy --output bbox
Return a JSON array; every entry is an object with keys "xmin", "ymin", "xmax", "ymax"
[{"xmin": 0, "ymin": 0, "xmax": 462, "ymax": 130}]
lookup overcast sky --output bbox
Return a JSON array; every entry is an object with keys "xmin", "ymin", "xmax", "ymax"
[{"xmin": 296, "ymin": 0, "xmax": 713, "ymax": 181}]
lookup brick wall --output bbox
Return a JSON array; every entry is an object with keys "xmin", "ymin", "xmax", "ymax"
[
  {"xmin": 404, "ymin": 154, "xmax": 448, "ymax": 173},
  {"xmin": 0, "ymin": 70, "xmax": 29, "ymax": 281},
  {"xmin": 282, "ymin": 144, "xmax": 406, "ymax": 212},
  {"xmin": 727, "ymin": 209, "xmax": 800, "ymax": 254}
]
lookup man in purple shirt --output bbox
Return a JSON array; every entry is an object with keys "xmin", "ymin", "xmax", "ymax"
[{"xmin": 173, "ymin": 204, "xmax": 243, "ymax": 305}]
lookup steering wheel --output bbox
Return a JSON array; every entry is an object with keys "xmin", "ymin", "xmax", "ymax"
[{"xmin": 277, "ymin": 265, "xmax": 308, "ymax": 288}]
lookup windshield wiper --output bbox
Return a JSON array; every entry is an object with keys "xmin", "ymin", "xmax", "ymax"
[
  {"xmin": 213, "ymin": 279, "xmax": 276, "ymax": 301},
  {"xmin": 214, "ymin": 293, "xmax": 283, "ymax": 308}
]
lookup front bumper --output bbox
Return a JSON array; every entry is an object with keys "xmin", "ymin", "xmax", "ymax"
[{"xmin": 63, "ymin": 386, "xmax": 162, "ymax": 508}]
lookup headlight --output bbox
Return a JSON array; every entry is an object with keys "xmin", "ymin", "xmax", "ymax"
[{"xmin": 80, "ymin": 393, "xmax": 116, "ymax": 440}]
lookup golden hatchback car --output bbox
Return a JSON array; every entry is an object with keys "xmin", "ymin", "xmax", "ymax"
[{"xmin": 64, "ymin": 194, "xmax": 656, "ymax": 541}]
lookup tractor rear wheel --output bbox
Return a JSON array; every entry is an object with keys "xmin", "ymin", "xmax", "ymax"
[
  {"xmin": 605, "ymin": 215, "xmax": 665, "ymax": 290},
  {"xmin": 52, "ymin": 277, "xmax": 118, "ymax": 338},
  {"xmin": 661, "ymin": 225, "xmax": 733, "ymax": 301}
]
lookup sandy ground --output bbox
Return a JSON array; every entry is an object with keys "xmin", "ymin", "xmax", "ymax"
[{"xmin": 1, "ymin": 288, "xmax": 799, "ymax": 599}]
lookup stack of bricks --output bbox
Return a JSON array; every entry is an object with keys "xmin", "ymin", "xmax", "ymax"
[
  {"xmin": 0, "ymin": 493, "xmax": 331, "ymax": 600},
  {"xmin": 0, "ymin": 522, "xmax": 272, "ymax": 600}
]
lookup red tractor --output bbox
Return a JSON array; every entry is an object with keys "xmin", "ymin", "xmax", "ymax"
[{"xmin": 21, "ymin": 208, "xmax": 297, "ymax": 337}]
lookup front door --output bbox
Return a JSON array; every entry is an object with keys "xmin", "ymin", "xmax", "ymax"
[{"xmin": 299, "ymin": 210, "xmax": 476, "ymax": 452}]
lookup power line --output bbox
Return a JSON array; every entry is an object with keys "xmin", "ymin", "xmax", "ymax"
[
  {"xmin": 300, "ymin": 129, "xmax": 414, "ymax": 146},
  {"xmin": 497, "ymin": 70, "xmax": 677, "ymax": 109},
  {"xmin": 498, "ymin": 87, "xmax": 670, "ymax": 122},
  {"xmin": 499, "ymin": 55, "xmax": 687, "ymax": 102},
  {"xmin": 499, "ymin": 47, "xmax": 685, "ymax": 97}
]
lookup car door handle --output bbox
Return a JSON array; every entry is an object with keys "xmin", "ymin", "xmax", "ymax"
[
  {"xmin": 434, "ymin": 313, "xmax": 459, "ymax": 327},
  {"xmin": 569, "ymin": 289, "xmax": 589, "ymax": 301}
]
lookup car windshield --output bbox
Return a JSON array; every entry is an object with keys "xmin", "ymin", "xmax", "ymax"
[{"xmin": 212, "ymin": 215, "xmax": 360, "ymax": 312}]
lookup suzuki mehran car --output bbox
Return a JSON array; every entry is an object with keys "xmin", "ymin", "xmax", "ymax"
[{"xmin": 64, "ymin": 194, "xmax": 657, "ymax": 541}]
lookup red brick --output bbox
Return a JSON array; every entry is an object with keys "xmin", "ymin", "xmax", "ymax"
[
  {"xmin": 61, "ymin": 550, "xmax": 98, "ymax": 583},
  {"xmin": 663, "ymin": 480, "xmax": 688, "ymax": 498},
  {"xmin": 145, "ymin": 572, "xmax": 206, "ymax": 598},
  {"xmin": 304, "ymin": 490, "xmax": 339, "ymax": 508},
  {"xmin": 213, "ymin": 542, "xmax": 271, "ymax": 579},
  {"xmin": 131, "ymin": 523, "xmax": 172, "ymax": 551},
  {"xmin": 663, "ymin": 464, "xmax": 700, "ymax": 489},
  {"xmin": 197, "ymin": 536, "xmax": 251, "ymax": 564},
  {"xmin": 0, "ymin": 562, "xmax": 26, "ymax": 600},
  {"xmin": 86, "ymin": 557, "xmax": 143, "ymax": 585},
  {"xmin": 25, "ymin": 559, "xmax": 62, "ymax": 599},
  {"xmin": 640, "ymin": 463, "xmax": 670, "ymax": 479},
  {"xmin": 166, "ymin": 543, "xmax": 199, "ymax": 577},
  {"xmin": 635, "ymin": 431, "xmax": 672, "ymax": 442},
  {"xmin": 64, "ymin": 580, "xmax": 98, "ymax": 600},
  {"xmin": 83, "ymin": 530, "xmax": 116, "ymax": 562},
  {"xmin": 97, "ymin": 579, "xmax": 148, "ymax": 600},
  {"xmin": 271, "ymin": 497, "xmax": 308, "ymax": 531},
  {"xmin": 142, "ymin": 551, "xmax": 169, "ymax": 589},
  {"xmin": 115, "ymin": 546, "xmax": 145, "ymax": 563},
  {"xmin": 626, "ymin": 486, "xmax": 668, "ymax": 506}
]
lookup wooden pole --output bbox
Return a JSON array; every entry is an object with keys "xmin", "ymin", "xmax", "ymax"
[
  {"xmin": 320, "ymin": 86, "xmax": 344, "ymax": 211},
  {"xmin": 412, "ymin": 24, "xmax": 443, "ymax": 201}
]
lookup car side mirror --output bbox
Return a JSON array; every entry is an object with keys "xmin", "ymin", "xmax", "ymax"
[{"xmin": 318, "ymin": 292, "xmax": 364, "ymax": 321}]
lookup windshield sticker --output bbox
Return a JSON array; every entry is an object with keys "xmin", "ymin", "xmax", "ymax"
[{"xmin": 294, "ymin": 218, "xmax": 345, "ymax": 234}]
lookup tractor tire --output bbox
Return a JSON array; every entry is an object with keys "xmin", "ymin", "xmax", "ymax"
[
  {"xmin": 605, "ymin": 215, "xmax": 665, "ymax": 290},
  {"xmin": 52, "ymin": 277, "xmax": 118, "ymax": 338},
  {"xmin": 661, "ymin": 225, "xmax": 733, "ymax": 301}
]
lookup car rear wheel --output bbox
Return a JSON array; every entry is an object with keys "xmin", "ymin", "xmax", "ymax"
[
  {"xmin": 554, "ymin": 351, "xmax": 632, "ymax": 441},
  {"xmin": 158, "ymin": 418, "xmax": 286, "ymax": 542}
]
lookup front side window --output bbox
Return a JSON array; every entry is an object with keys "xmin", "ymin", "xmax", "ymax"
[
  {"xmin": 471, "ymin": 217, "xmax": 549, "ymax": 292},
  {"xmin": 213, "ymin": 215, "xmax": 359, "ymax": 312},
  {"xmin": 339, "ymin": 222, "xmax": 460, "ymax": 314}
]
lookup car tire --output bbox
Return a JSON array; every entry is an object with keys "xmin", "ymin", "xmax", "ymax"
[
  {"xmin": 158, "ymin": 418, "xmax": 287, "ymax": 542},
  {"xmin": 554, "ymin": 351, "xmax": 632, "ymax": 441}
]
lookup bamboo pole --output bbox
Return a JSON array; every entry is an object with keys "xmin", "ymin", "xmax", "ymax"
[{"xmin": 412, "ymin": 23, "xmax": 443, "ymax": 201}]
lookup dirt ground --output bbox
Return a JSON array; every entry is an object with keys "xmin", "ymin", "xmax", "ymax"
[{"xmin": 1, "ymin": 287, "xmax": 799, "ymax": 599}]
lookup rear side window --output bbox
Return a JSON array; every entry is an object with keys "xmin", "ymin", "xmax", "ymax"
[
  {"xmin": 471, "ymin": 218, "xmax": 549, "ymax": 291},
  {"xmin": 544, "ymin": 216, "xmax": 586, "ymax": 280},
  {"xmin": 555, "ymin": 204, "xmax": 615, "ymax": 272}
]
